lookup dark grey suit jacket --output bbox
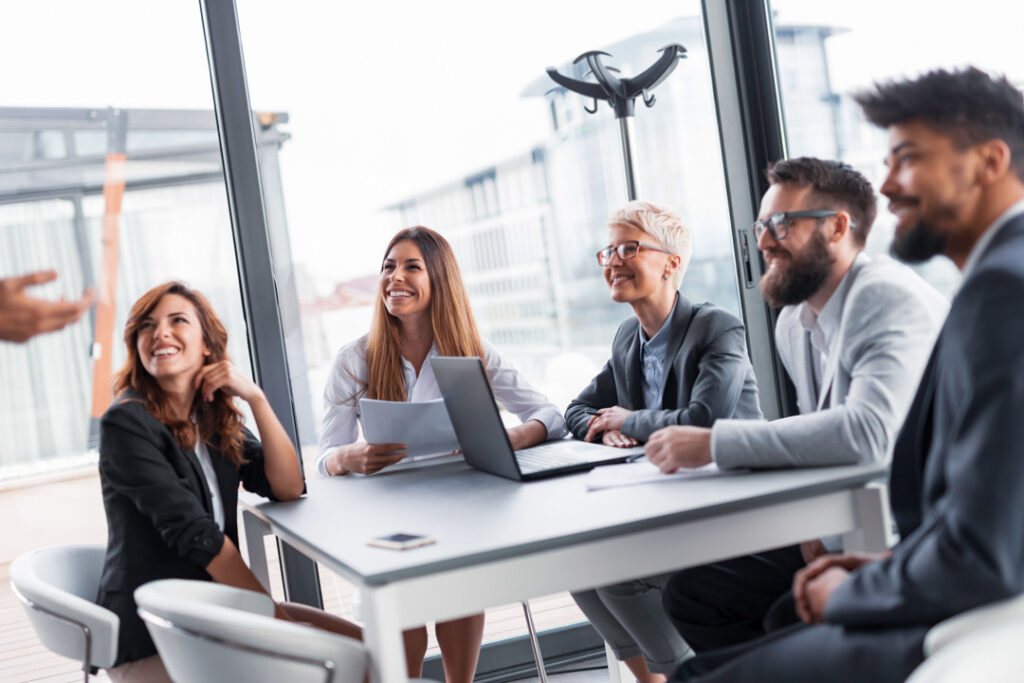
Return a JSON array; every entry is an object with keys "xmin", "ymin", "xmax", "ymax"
[
  {"xmin": 827, "ymin": 213, "xmax": 1024, "ymax": 629},
  {"xmin": 565, "ymin": 295, "xmax": 762, "ymax": 442}
]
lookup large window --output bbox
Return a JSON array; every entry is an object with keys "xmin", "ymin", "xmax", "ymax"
[
  {"xmin": 0, "ymin": 5, "xmax": 253, "ymax": 476},
  {"xmin": 770, "ymin": 0, "xmax": 1024, "ymax": 297},
  {"xmin": 236, "ymin": 1, "xmax": 746, "ymax": 458},
  {"xmin": 232, "ymin": 0, "xmax": 874, "ymax": 667}
]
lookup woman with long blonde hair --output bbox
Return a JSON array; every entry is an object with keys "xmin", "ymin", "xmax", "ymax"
[{"xmin": 316, "ymin": 226, "xmax": 566, "ymax": 681}]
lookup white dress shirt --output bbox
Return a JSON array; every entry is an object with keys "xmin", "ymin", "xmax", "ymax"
[
  {"xmin": 797, "ymin": 264, "xmax": 854, "ymax": 399},
  {"xmin": 193, "ymin": 423, "xmax": 224, "ymax": 531},
  {"xmin": 315, "ymin": 335, "xmax": 567, "ymax": 477}
]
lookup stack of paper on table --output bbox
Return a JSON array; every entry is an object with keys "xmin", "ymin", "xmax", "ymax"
[
  {"xmin": 358, "ymin": 398, "xmax": 460, "ymax": 461},
  {"xmin": 585, "ymin": 460, "xmax": 732, "ymax": 491}
]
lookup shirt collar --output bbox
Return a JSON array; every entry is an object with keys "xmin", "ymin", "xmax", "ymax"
[
  {"xmin": 399, "ymin": 341, "xmax": 440, "ymax": 370},
  {"xmin": 639, "ymin": 304, "xmax": 674, "ymax": 355},
  {"xmin": 961, "ymin": 198, "xmax": 1024, "ymax": 280},
  {"xmin": 798, "ymin": 251, "xmax": 866, "ymax": 341}
]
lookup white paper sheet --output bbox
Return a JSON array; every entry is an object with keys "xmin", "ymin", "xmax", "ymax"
[
  {"xmin": 358, "ymin": 398, "xmax": 460, "ymax": 460},
  {"xmin": 584, "ymin": 460, "xmax": 731, "ymax": 491}
]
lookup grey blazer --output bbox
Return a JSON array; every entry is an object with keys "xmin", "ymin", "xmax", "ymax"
[
  {"xmin": 712, "ymin": 253, "xmax": 948, "ymax": 470},
  {"xmin": 825, "ymin": 214, "xmax": 1024, "ymax": 629},
  {"xmin": 565, "ymin": 295, "xmax": 762, "ymax": 442}
]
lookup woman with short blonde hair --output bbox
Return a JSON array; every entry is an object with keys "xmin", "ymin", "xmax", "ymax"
[{"xmin": 565, "ymin": 201, "xmax": 762, "ymax": 681}]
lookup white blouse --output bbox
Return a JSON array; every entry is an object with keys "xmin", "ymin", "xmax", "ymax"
[
  {"xmin": 315, "ymin": 335, "xmax": 567, "ymax": 477},
  {"xmin": 193, "ymin": 424, "xmax": 224, "ymax": 531}
]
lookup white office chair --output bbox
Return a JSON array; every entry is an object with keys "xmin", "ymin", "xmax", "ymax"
[
  {"xmin": 922, "ymin": 592, "xmax": 1024, "ymax": 656},
  {"xmin": 9, "ymin": 544, "xmax": 119, "ymax": 683},
  {"xmin": 905, "ymin": 593, "xmax": 1024, "ymax": 682},
  {"xmin": 906, "ymin": 622, "xmax": 1024, "ymax": 682},
  {"xmin": 136, "ymin": 579, "xmax": 437, "ymax": 683}
]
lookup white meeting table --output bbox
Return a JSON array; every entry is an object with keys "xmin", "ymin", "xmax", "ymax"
[{"xmin": 240, "ymin": 461, "xmax": 891, "ymax": 683}]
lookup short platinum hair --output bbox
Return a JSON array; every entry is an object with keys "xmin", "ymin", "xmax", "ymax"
[{"xmin": 607, "ymin": 200, "xmax": 692, "ymax": 288}]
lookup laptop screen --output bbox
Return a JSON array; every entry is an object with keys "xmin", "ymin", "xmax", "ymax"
[{"xmin": 430, "ymin": 356, "xmax": 524, "ymax": 480}]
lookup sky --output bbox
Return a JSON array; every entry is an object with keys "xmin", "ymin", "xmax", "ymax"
[{"xmin": 3, "ymin": 0, "xmax": 1024, "ymax": 289}]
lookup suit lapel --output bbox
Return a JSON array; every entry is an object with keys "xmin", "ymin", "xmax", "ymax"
[
  {"xmin": 814, "ymin": 257, "xmax": 868, "ymax": 410},
  {"xmin": 889, "ymin": 337, "xmax": 941, "ymax": 537},
  {"xmin": 181, "ymin": 444, "xmax": 212, "ymax": 516},
  {"xmin": 815, "ymin": 340, "xmax": 840, "ymax": 410},
  {"xmin": 623, "ymin": 329, "xmax": 645, "ymax": 409},
  {"xmin": 659, "ymin": 296, "xmax": 695, "ymax": 407}
]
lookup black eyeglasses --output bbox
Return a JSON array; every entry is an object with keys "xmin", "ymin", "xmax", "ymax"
[
  {"xmin": 752, "ymin": 210, "xmax": 840, "ymax": 241},
  {"xmin": 596, "ymin": 240, "xmax": 675, "ymax": 266}
]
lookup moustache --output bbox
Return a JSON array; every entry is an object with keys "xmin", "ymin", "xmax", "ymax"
[{"xmin": 886, "ymin": 195, "xmax": 920, "ymax": 210}]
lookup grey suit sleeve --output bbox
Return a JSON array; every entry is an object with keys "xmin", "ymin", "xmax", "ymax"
[
  {"xmin": 622, "ymin": 322, "xmax": 751, "ymax": 441},
  {"xmin": 565, "ymin": 359, "xmax": 617, "ymax": 441},
  {"xmin": 826, "ymin": 271, "xmax": 1024, "ymax": 626},
  {"xmin": 713, "ymin": 277, "xmax": 944, "ymax": 470}
]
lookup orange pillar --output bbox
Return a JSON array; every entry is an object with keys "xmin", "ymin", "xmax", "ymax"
[{"xmin": 90, "ymin": 152, "xmax": 126, "ymax": 420}]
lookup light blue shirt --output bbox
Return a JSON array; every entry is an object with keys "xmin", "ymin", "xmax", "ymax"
[{"xmin": 639, "ymin": 308, "xmax": 673, "ymax": 410}]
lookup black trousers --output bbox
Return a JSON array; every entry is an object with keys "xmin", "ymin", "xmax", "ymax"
[
  {"xmin": 662, "ymin": 545, "xmax": 806, "ymax": 652},
  {"xmin": 670, "ymin": 621, "xmax": 928, "ymax": 682}
]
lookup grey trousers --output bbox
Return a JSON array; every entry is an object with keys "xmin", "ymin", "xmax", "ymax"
[{"xmin": 572, "ymin": 572, "xmax": 694, "ymax": 674}]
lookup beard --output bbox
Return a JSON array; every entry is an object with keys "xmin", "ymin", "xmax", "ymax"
[
  {"xmin": 890, "ymin": 219, "xmax": 950, "ymax": 263},
  {"xmin": 760, "ymin": 228, "xmax": 835, "ymax": 307}
]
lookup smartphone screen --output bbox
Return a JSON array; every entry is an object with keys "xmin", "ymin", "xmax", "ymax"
[{"xmin": 367, "ymin": 533, "xmax": 437, "ymax": 550}]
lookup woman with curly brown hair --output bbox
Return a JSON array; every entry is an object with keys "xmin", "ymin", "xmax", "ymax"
[{"xmin": 98, "ymin": 281, "xmax": 357, "ymax": 682}]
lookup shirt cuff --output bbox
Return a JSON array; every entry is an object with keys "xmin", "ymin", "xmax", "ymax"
[
  {"xmin": 709, "ymin": 421, "xmax": 741, "ymax": 470},
  {"xmin": 181, "ymin": 522, "xmax": 225, "ymax": 568},
  {"xmin": 314, "ymin": 449, "xmax": 333, "ymax": 478},
  {"xmin": 527, "ymin": 407, "xmax": 568, "ymax": 440}
]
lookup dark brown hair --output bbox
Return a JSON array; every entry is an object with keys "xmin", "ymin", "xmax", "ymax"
[
  {"xmin": 766, "ymin": 157, "xmax": 877, "ymax": 246},
  {"xmin": 855, "ymin": 67, "xmax": 1024, "ymax": 180}
]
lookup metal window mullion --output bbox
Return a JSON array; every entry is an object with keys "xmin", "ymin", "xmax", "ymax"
[
  {"xmin": 197, "ymin": 0, "xmax": 322, "ymax": 608},
  {"xmin": 701, "ymin": 0, "xmax": 797, "ymax": 420}
]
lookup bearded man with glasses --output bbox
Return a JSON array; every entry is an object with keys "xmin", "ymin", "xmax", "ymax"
[{"xmin": 650, "ymin": 157, "xmax": 948, "ymax": 662}]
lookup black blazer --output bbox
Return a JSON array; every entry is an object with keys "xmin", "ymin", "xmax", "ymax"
[
  {"xmin": 826, "ymin": 214, "xmax": 1024, "ymax": 628},
  {"xmin": 565, "ymin": 295, "xmax": 763, "ymax": 442},
  {"xmin": 97, "ymin": 392, "xmax": 278, "ymax": 665}
]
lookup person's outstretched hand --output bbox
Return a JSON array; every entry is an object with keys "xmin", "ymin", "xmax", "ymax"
[{"xmin": 0, "ymin": 270, "xmax": 94, "ymax": 343}]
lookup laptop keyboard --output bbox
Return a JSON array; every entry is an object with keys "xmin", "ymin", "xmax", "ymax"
[{"xmin": 515, "ymin": 443, "xmax": 587, "ymax": 473}]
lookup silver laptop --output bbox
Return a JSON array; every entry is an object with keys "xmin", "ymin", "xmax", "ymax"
[{"xmin": 430, "ymin": 356, "xmax": 641, "ymax": 481}]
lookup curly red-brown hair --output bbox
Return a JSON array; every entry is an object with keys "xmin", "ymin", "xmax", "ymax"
[{"xmin": 113, "ymin": 281, "xmax": 247, "ymax": 466}]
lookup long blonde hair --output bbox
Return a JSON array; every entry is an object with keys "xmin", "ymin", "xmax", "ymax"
[{"xmin": 364, "ymin": 226, "xmax": 485, "ymax": 401}]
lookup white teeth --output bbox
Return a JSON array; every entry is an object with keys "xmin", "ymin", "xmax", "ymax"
[
  {"xmin": 153, "ymin": 348, "xmax": 178, "ymax": 357},
  {"xmin": 389, "ymin": 291, "xmax": 412, "ymax": 297}
]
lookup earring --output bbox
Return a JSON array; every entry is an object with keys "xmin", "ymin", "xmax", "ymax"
[{"xmin": 663, "ymin": 273, "xmax": 669, "ymax": 280}]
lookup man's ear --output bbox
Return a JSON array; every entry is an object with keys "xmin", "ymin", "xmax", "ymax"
[
  {"xmin": 976, "ymin": 139, "xmax": 1012, "ymax": 184},
  {"xmin": 829, "ymin": 210, "xmax": 852, "ymax": 243}
]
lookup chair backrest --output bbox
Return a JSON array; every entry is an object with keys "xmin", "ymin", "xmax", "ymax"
[
  {"xmin": 9, "ymin": 544, "xmax": 119, "ymax": 669},
  {"xmin": 924, "ymin": 592, "xmax": 1024, "ymax": 656},
  {"xmin": 135, "ymin": 579, "xmax": 366, "ymax": 683},
  {"xmin": 908, "ymin": 622, "xmax": 1024, "ymax": 682}
]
